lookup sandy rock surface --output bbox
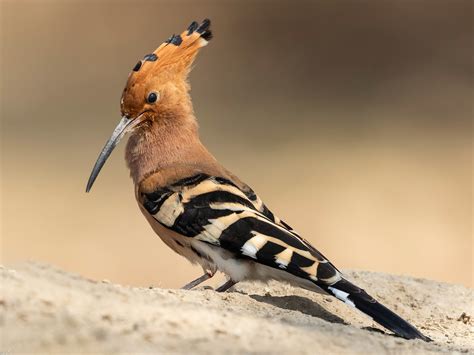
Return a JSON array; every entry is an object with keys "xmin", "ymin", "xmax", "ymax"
[{"xmin": 0, "ymin": 262, "xmax": 472, "ymax": 354}]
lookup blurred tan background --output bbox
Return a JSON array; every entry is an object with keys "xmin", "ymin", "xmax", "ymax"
[{"xmin": 1, "ymin": 0, "xmax": 472, "ymax": 288}]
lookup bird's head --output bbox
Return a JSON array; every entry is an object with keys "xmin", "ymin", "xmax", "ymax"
[{"xmin": 86, "ymin": 19, "xmax": 212, "ymax": 192}]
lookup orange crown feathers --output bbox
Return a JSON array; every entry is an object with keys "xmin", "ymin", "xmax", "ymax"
[{"xmin": 129, "ymin": 19, "xmax": 212, "ymax": 81}]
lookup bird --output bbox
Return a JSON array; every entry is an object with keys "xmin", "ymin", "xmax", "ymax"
[{"xmin": 86, "ymin": 19, "xmax": 431, "ymax": 342}]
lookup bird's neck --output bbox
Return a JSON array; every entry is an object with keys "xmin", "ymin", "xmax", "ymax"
[{"xmin": 125, "ymin": 114, "xmax": 218, "ymax": 187}]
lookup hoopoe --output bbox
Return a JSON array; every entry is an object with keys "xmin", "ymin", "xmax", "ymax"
[{"xmin": 86, "ymin": 19, "xmax": 430, "ymax": 341}]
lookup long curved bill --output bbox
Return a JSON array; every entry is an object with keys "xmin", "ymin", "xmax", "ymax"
[{"xmin": 86, "ymin": 116, "xmax": 135, "ymax": 192}]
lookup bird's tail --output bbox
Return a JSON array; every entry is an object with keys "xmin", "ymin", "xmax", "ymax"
[{"xmin": 320, "ymin": 278, "xmax": 431, "ymax": 341}]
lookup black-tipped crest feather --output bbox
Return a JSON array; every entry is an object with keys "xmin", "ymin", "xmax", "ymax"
[
  {"xmin": 201, "ymin": 30, "xmax": 213, "ymax": 41},
  {"xmin": 187, "ymin": 21, "xmax": 199, "ymax": 34},
  {"xmin": 196, "ymin": 19, "xmax": 212, "ymax": 41},
  {"xmin": 196, "ymin": 19, "xmax": 211, "ymax": 34}
]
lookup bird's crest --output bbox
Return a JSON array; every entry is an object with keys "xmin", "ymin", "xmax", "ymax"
[{"xmin": 129, "ymin": 19, "xmax": 212, "ymax": 81}]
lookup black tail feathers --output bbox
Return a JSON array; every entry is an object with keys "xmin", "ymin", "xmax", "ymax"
[{"xmin": 322, "ymin": 278, "xmax": 431, "ymax": 342}]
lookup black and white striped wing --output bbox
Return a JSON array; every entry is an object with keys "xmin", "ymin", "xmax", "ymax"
[
  {"xmin": 141, "ymin": 174, "xmax": 341, "ymax": 285},
  {"xmin": 141, "ymin": 173, "xmax": 431, "ymax": 341}
]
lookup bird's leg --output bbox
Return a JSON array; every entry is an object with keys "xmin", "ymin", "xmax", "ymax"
[
  {"xmin": 215, "ymin": 279, "xmax": 237, "ymax": 292},
  {"xmin": 181, "ymin": 271, "xmax": 214, "ymax": 290}
]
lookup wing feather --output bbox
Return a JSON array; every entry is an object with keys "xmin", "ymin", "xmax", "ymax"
[{"xmin": 141, "ymin": 174, "xmax": 341, "ymax": 285}]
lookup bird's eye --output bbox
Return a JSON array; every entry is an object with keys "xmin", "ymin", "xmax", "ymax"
[{"xmin": 147, "ymin": 92, "xmax": 159, "ymax": 104}]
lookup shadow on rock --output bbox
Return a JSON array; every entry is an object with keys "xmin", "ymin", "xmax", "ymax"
[{"xmin": 249, "ymin": 294, "xmax": 345, "ymax": 324}]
